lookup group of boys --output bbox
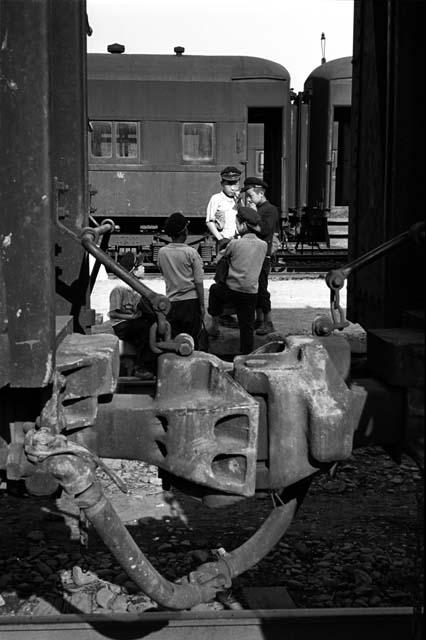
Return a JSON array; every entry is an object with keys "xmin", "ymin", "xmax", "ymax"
[{"xmin": 108, "ymin": 166, "xmax": 279, "ymax": 379}]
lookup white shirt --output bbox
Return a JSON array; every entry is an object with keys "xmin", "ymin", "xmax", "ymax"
[{"xmin": 206, "ymin": 191, "xmax": 238, "ymax": 239}]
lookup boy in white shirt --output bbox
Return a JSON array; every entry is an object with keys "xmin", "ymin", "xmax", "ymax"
[
  {"xmin": 206, "ymin": 165, "xmax": 241, "ymax": 243},
  {"xmin": 206, "ymin": 166, "xmax": 242, "ymax": 327}
]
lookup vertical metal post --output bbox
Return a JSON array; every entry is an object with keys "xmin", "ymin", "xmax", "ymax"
[
  {"xmin": 50, "ymin": 0, "xmax": 92, "ymax": 332},
  {"xmin": 0, "ymin": 0, "xmax": 55, "ymax": 387}
]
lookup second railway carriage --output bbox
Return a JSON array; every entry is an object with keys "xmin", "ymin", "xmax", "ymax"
[
  {"xmin": 290, "ymin": 56, "xmax": 352, "ymax": 251},
  {"xmin": 87, "ymin": 48, "xmax": 292, "ymax": 261},
  {"xmin": 301, "ymin": 56, "xmax": 352, "ymax": 216}
]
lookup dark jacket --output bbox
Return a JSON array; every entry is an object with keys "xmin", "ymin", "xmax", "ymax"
[{"xmin": 256, "ymin": 200, "xmax": 279, "ymax": 255}]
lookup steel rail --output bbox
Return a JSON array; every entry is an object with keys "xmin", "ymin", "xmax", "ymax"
[{"xmin": 0, "ymin": 607, "xmax": 421, "ymax": 640}]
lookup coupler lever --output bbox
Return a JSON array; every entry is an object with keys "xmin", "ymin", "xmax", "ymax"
[{"xmin": 23, "ymin": 427, "xmax": 234, "ymax": 610}]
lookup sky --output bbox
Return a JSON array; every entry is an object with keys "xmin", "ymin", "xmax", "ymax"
[{"xmin": 86, "ymin": 0, "xmax": 354, "ymax": 92}]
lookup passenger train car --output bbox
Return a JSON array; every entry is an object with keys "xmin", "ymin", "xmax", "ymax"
[
  {"xmin": 87, "ymin": 48, "xmax": 292, "ymax": 260},
  {"xmin": 87, "ymin": 48, "xmax": 352, "ymax": 262},
  {"xmin": 299, "ymin": 56, "xmax": 352, "ymax": 216},
  {"xmin": 289, "ymin": 56, "xmax": 352, "ymax": 252}
]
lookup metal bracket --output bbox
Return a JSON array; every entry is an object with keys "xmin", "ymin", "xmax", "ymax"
[{"xmin": 53, "ymin": 176, "xmax": 70, "ymax": 221}]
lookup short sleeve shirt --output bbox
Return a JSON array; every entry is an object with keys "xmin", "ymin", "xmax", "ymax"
[
  {"xmin": 109, "ymin": 284, "xmax": 140, "ymax": 326},
  {"xmin": 157, "ymin": 243, "xmax": 204, "ymax": 302},
  {"xmin": 224, "ymin": 233, "xmax": 267, "ymax": 294},
  {"xmin": 206, "ymin": 191, "xmax": 238, "ymax": 239}
]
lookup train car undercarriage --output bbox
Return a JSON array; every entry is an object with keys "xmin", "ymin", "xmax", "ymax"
[
  {"xmin": 0, "ymin": 0, "xmax": 423, "ymax": 636},
  {"xmin": 1, "ymin": 219, "xmax": 423, "ymax": 613}
]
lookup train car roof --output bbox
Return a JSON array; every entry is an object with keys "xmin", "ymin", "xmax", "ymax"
[
  {"xmin": 305, "ymin": 56, "xmax": 352, "ymax": 83},
  {"xmin": 87, "ymin": 53, "xmax": 290, "ymax": 82}
]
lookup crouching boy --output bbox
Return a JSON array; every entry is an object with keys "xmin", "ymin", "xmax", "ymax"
[{"xmin": 108, "ymin": 252, "xmax": 157, "ymax": 380}]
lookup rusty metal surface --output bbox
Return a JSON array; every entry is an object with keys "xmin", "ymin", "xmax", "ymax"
[
  {"xmin": 50, "ymin": 0, "xmax": 92, "ymax": 332},
  {"xmin": 0, "ymin": 0, "xmax": 95, "ymax": 386},
  {"xmin": 87, "ymin": 352, "xmax": 259, "ymax": 497},
  {"xmin": 234, "ymin": 336, "xmax": 361, "ymax": 489},
  {"xmin": 41, "ymin": 333, "xmax": 120, "ymax": 433},
  {"xmin": 154, "ymin": 353, "xmax": 259, "ymax": 496},
  {"xmin": 23, "ymin": 427, "xmax": 297, "ymax": 609},
  {"xmin": 56, "ymin": 333, "xmax": 119, "ymax": 398},
  {"xmin": 0, "ymin": 257, "xmax": 10, "ymax": 388},
  {"xmin": 1, "ymin": 330, "xmax": 120, "ymax": 486},
  {"xmin": 0, "ymin": 0, "xmax": 56, "ymax": 387},
  {"xmin": 71, "ymin": 337, "xmax": 362, "ymax": 496}
]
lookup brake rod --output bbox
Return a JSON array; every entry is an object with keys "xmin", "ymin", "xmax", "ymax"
[{"xmin": 80, "ymin": 220, "xmax": 171, "ymax": 318}]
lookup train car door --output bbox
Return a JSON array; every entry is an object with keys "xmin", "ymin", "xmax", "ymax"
[
  {"xmin": 247, "ymin": 108, "xmax": 283, "ymax": 211},
  {"xmin": 330, "ymin": 105, "xmax": 351, "ymax": 215},
  {"xmin": 247, "ymin": 123, "xmax": 264, "ymax": 180}
]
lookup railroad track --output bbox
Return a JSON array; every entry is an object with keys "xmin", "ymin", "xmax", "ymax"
[
  {"xmin": 140, "ymin": 252, "xmax": 349, "ymax": 276},
  {"xmin": 0, "ymin": 607, "xmax": 421, "ymax": 639},
  {"xmin": 271, "ymin": 250, "xmax": 348, "ymax": 273}
]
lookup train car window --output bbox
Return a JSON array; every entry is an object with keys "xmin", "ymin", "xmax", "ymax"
[
  {"xmin": 116, "ymin": 122, "xmax": 138, "ymax": 158},
  {"xmin": 182, "ymin": 123, "xmax": 214, "ymax": 162},
  {"xmin": 89, "ymin": 121, "xmax": 140, "ymax": 163},
  {"xmin": 91, "ymin": 121, "xmax": 112, "ymax": 157}
]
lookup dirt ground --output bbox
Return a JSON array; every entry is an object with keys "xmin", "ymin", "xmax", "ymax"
[
  {"xmin": 0, "ymin": 447, "xmax": 423, "ymax": 616},
  {"xmin": 91, "ymin": 273, "xmax": 347, "ymax": 326},
  {"xmin": 90, "ymin": 274, "xmax": 365, "ymax": 355}
]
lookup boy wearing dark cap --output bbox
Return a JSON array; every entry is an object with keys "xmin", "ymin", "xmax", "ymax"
[
  {"xmin": 157, "ymin": 213, "xmax": 205, "ymax": 348},
  {"xmin": 109, "ymin": 252, "xmax": 156, "ymax": 380},
  {"xmin": 206, "ymin": 166, "xmax": 242, "ymax": 243},
  {"xmin": 240, "ymin": 177, "xmax": 279, "ymax": 335},
  {"xmin": 207, "ymin": 207, "xmax": 267, "ymax": 354},
  {"xmin": 206, "ymin": 166, "xmax": 242, "ymax": 328}
]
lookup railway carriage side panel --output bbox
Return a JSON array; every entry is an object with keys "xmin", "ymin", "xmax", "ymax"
[
  {"xmin": 87, "ymin": 56, "xmax": 291, "ymax": 243},
  {"xmin": 303, "ymin": 58, "xmax": 352, "ymax": 214}
]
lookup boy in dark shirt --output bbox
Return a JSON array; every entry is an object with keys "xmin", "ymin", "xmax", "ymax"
[
  {"xmin": 157, "ymin": 213, "xmax": 205, "ymax": 348},
  {"xmin": 207, "ymin": 207, "xmax": 267, "ymax": 354},
  {"xmin": 240, "ymin": 177, "xmax": 279, "ymax": 335}
]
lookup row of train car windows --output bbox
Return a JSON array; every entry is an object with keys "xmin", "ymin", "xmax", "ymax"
[{"xmin": 89, "ymin": 121, "xmax": 215, "ymax": 162}]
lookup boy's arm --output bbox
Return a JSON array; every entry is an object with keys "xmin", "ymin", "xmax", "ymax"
[
  {"xmin": 108, "ymin": 287, "xmax": 139, "ymax": 321},
  {"xmin": 195, "ymin": 281, "xmax": 205, "ymax": 314},
  {"xmin": 192, "ymin": 252, "xmax": 205, "ymax": 313},
  {"xmin": 206, "ymin": 220, "xmax": 223, "ymax": 241},
  {"xmin": 109, "ymin": 309, "xmax": 136, "ymax": 321},
  {"xmin": 206, "ymin": 195, "xmax": 223, "ymax": 241}
]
